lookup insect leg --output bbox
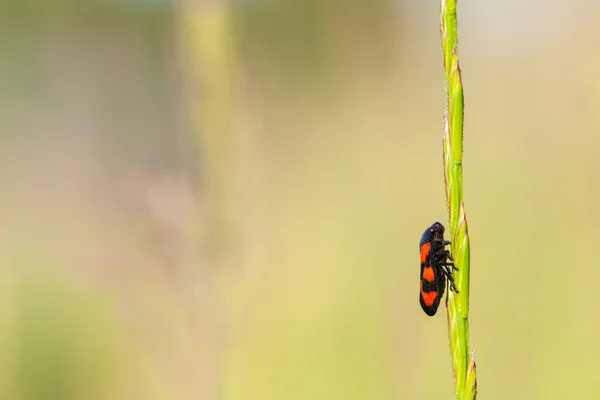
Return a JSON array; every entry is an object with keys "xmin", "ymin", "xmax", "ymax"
[
  {"xmin": 441, "ymin": 266, "xmax": 459, "ymax": 293},
  {"xmin": 441, "ymin": 261, "xmax": 459, "ymax": 271}
]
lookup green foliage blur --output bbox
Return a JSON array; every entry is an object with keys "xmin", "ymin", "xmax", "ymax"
[{"xmin": 1, "ymin": 0, "xmax": 600, "ymax": 399}]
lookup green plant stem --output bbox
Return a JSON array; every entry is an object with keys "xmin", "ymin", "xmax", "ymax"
[{"xmin": 440, "ymin": 0, "xmax": 477, "ymax": 399}]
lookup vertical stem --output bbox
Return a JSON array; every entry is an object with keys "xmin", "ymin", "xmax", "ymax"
[{"xmin": 440, "ymin": 0, "xmax": 477, "ymax": 399}]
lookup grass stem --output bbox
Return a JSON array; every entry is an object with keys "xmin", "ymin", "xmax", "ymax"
[{"xmin": 440, "ymin": 0, "xmax": 477, "ymax": 398}]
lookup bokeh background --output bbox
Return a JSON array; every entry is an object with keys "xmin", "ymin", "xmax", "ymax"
[{"xmin": 2, "ymin": 0, "xmax": 600, "ymax": 399}]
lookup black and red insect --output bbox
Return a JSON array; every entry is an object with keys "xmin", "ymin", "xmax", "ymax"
[{"xmin": 419, "ymin": 222, "xmax": 458, "ymax": 316}]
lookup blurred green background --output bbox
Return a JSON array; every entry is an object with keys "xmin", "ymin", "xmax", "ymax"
[{"xmin": 1, "ymin": 0, "xmax": 599, "ymax": 399}]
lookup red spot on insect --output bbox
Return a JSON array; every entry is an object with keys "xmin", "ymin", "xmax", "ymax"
[
  {"xmin": 422, "ymin": 266, "xmax": 435, "ymax": 282},
  {"xmin": 420, "ymin": 242, "xmax": 431, "ymax": 264},
  {"xmin": 421, "ymin": 290, "xmax": 438, "ymax": 307}
]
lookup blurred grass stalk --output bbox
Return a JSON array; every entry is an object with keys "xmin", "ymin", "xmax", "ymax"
[
  {"xmin": 177, "ymin": 1, "xmax": 237, "ymax": 262},
  {"xmin": 440, "ymin": 0, "xmax": 477, "ymax": 399}
]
